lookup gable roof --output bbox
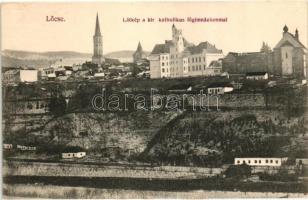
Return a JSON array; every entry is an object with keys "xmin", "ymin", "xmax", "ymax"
[
  {"xmin": 168, "ymin": 83, "xmax": 192, "ymax": 91},
  {"xmin": 151, "ymin": 41, "xmax": 173, "ymax": 54},
  {"xmin": 274, "ymin": 32, "xmax": 307, "ymax": 50},
  {"xmin": 246, "ymin": 72, "xmax": 267, "ymax": 76},
  {"xmin": 207, "ymin": 82, "xmax": 233, "ymax": 88},
  {"xmin": 185, "ymin": 41, "xmax": 223, "ymax": 54}
]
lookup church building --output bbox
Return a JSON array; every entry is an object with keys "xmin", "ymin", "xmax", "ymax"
[
  {"xmin": 133, "ymin": 42, "xmax": 147, "ymax": 63},
  {"xmin": 273, "ymin": 25, "xmax": 307, "ymax": 78},
  {"xmin": 92, "ymin": 13, "xmax": 105, "ymax": 65}
]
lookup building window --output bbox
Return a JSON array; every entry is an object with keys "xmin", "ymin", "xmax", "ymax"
[
  {"xmin": 266, "ymin": 160, "xmax": 268, "ymax": 163},
  {"xmin": 275, "ymin": 160, "xmax": 278, "ymax": 164},
  {"xmin": 162, "ymin": 68, "xmax": 165, "ymax": 73},
  {"xmin": 237, "ymin": 160, "xmax": 240, "ymax": 164},
  {"xmin": 254, "ymin": 160, "xmax": 257, "ymax": 164},
  {"xmin": 204, "ymin": 65, "xmax": 206, "ymax": 70},
  {"xmin": 188, "ymin": 66, "xmax": 190, "ymax": 71},
  {"xmin": 199, "ymin": 66, "xmax": 201, "ymax": 70},
  {"xmin": 199, "ymin": 57, "xmax": 201, "ymax": 62},
  {"xmin": 259, "ymin": 160, "xmax": 261, "ymax": 164},
  {"xmin": 248, "ymin": 160, "xmax": 251, "ymax": 164},
  {"xmin": 270, "ymin": 160, "xmax": 273, "ymax": 163},
  {"xmin": 162, "ymin": 62, "xmax": 165, "ymax": 66},
  {"xmin": 286, "ymin": 52, "xmax": 288, "ymax": 58},
  {"xmin": 203, "ymin": 57, "xmax": 206, "ymax": 62}
]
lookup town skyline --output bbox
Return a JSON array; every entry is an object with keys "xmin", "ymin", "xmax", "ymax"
[{"xmin": 2, "ymin": 2, "xmax": 308, "ymax": 55}]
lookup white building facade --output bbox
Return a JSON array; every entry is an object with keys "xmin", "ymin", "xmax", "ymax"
[
  {"xmin": 234, "ymin": 157, "xmax": 288, "ymax": 167},
  {"xmin": 149, "ymin": 25, "xmax": 224, "ymax": 79},
  {"xmin": 62, "ymin": 151, "xmax": 86, "ymax": 159}
]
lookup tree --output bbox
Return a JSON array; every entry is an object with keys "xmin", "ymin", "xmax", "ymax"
[
  {"xmin": 48, "ymin": 95, "xmax": 67, "ymax": 116},
  {"xmin": 225, "ymin": 164, "xmax": 252, "ymax": 178},
  {"xmin": 131, "ymin": 64, "xmax": 142, "ymax": 77},
  {"xmin": 260, "ymin": 42, "xmax": 271, "ymax": 53}
]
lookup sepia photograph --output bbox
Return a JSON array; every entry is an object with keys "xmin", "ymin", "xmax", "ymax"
[{"xmin": 1, "ymin": 1, "xmax": 308, "ymax": 199}]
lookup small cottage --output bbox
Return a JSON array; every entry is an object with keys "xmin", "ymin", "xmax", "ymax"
[
  {"xmin": 246, "ymin": 72, "xmax": 268, "ymax": 80},
  {"xmin": 207, "ymin": 82, "xmax": 234, "ymax": 95},
  {"xmin": 61, "ymin": 146, "xmax": 86, "ymax": 159}
]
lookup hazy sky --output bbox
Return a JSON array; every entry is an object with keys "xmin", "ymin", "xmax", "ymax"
[{"xmin": 2, "ymin": 2, "xmax": 308, "ymax": 55}]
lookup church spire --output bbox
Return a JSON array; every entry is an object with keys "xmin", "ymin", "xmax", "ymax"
[
  {"xmin": 95, "ymin": 13, "xmax": 101, "ymax": 36},
  {"xmin": 92, "ymin": 13, "xmax": 104, "ymax": 65},
  {"xmin": 137, "ymin": 41, "xmax": 143, "ymax": 52},
  {"xmin": 295, "ymin": 28, "xmax": 299, "ymax": 40}
]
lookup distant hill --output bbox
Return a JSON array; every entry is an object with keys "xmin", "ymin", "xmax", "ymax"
[
  {"xmin": 105, "ymin": 50, "xmax": 150, "ymax": 63},
  {"xmin": 1, "ymin": 49, "xmax": 150, "ymax": 68},
  {"xmin": 2, "ymin": 50, "xmax": 92, "ymax": 59},
  {"xmin": 2, "ymin": 50, "xmax": 92, "ymax": 68},
  {"xmin": 1, "ymin": 55, "xmax": 57, "ymax": 69}
]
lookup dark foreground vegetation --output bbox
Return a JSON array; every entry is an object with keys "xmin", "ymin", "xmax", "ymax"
[{"xmin": 3, "ymin": 175, "xmax": 308, "ymax": 193}]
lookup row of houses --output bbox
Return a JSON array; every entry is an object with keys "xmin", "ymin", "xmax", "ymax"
[
  {"xmin": 4, "ymin": 143, "xmax": 86, "ymax": 159},
  {"xmin": 3, "ymin": 143, "xmax": 36, "ymax": 151},
  {"xmin": 166, "ymin": 72, "xmax": 269, "ymax": 95},
  {"xmin": 2, "ymin": 69, "xmax": 38, "ymax": 85},
  {"xmin": 2, "ymin": 59, "xmax": 138, "ymax": 85}
]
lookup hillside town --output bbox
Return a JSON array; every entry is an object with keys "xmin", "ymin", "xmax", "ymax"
[{"xmin": 2, "ymin": 13, "xmax": 308, "ymax": 196}]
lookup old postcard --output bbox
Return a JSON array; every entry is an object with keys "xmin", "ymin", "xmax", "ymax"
[{"xmin": 1, "ymin": 1, "xmax": 308, "ymax": 199}]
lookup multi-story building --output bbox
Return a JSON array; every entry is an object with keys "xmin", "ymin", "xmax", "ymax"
[{"xmin": 149, "ymin": 24, "xmax": 224, "ymax": 79}]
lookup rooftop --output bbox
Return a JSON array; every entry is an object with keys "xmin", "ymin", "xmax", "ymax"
[
  {"xmin": 246, "ymin": 72, "xmax": 268, "ymax": 76},
  {"xmin": 185, "ymin": 41, "xmax": 223, "ymax": 54},
  {"xmin": 207, "ymin": 82, "xmax": 233, "ymax": 88}
]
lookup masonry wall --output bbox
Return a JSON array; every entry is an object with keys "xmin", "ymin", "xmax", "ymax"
[
  {"xmin": 152, "ymin": 93, "xmax": 266, "ymax": 109},
  {"xmin": 3, "ymin": 161, "xmax": 223, "ymax": 179}
]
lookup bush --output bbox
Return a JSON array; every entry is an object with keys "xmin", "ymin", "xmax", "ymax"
[
  {"xmin": 225, "ymin": 164, "xmax": 252, "ymax": 179},
  {"xmin": 259, "ymin": 171, "xmax": 298, "ymax": 182}
]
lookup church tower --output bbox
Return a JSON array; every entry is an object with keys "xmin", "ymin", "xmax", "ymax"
[
  {"xmin": 172, "ymin": 24, "xmax": 184, "ymax": 52},
  {"xmin": 92, "ymin": 13, "xmax": 104, "ymax": 65}
]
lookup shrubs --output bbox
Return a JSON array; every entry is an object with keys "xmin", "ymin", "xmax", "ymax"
[
  {"xmin": 259, "ymin": 169, "xmax": 298, "ymax": 182},
  {"xmin": 225, "ymin": 164, "xmax": 252, "ymax": 179}
]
